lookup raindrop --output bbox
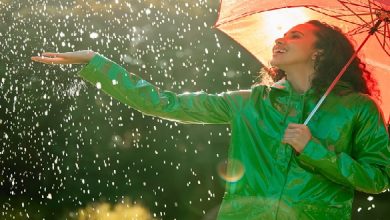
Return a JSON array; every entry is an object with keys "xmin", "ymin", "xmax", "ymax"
[
  {"xmin": 89, "ymin": 32, "xmax": 99, "ymax": 39},
  {"xmin": 96, "ymin": 82, "xmax": 102, "ymax": 89}
]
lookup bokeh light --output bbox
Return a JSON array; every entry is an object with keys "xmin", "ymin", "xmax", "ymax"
[{"xmin": 217, "ymin": 159, "xmax": 245, "ymax": 183}]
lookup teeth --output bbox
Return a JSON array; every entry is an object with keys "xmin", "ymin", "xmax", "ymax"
[{"xmin": 276, "ymin": 49, "xmax": 286, "ymax": 53}]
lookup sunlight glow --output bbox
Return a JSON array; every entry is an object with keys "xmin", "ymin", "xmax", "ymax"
[
  {"xmin": 261, "ymin": 8, "xmax": 310, "ymax": 44},
  {"xmin": 257, "ymin": 8, "xmax": 311, "ymax": 64}
]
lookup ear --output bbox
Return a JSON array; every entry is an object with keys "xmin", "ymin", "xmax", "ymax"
[{"xmin": 312, "ymin": 49, "xmax": 324, "ymax": 60}]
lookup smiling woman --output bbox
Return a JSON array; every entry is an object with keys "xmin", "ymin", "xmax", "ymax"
[{"xmin": 216, "ymin": 2, "xmax": 390, "ymax": 120}]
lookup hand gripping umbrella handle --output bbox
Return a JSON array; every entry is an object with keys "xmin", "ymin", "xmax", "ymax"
[{"xmin": 303, "ymin": 20, "xmax": 383, "ymax": 125}]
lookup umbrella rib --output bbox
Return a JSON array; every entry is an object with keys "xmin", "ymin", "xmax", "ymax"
[
  {"xmin": 215, "ymin": 9, "xmax": 266, "ymax": 27},
  {"xmin": 379, "ymin": 32, "xmax": 390, "ymax": 56},
  {"xmin": 348, "ymin": 25, "xmax": 371, "ymax": 35},
  {"xmin": 310, "ymin": 5, "xmax": 370, "ymax": 16},
  {"xmin": 338, "ymin": 1, "xmax": 371, "ymax": 26},
  {"xmin": 309, "ymin": 6, "xmax": 367, "ymax": 17},
  {"xmin": 346, "ymin": 22, "xmax": 370, "ymax": 34},
  {"xmin": 380, "ymin": 22, "xmax": 388, "ymax": 36},
  {"xmin": 382, "ymin": 23, "xmax": 389, "ymax": 49},
  {"xmin": 365, "ymin": 0, "xmax": 384, "ymax": 10},
  {"xmin": 373, "ymin": 23, "xmax": 390, "ymax": 56},
  {"xmin": 331, "ymin": 12, "xmax": 373, "ymax": 18},
  {"xmin": 308, "ymin": 7, "xmax": 365, "ymax": 26},
  {"xmin": 388, "ymin": 22, "xmax": 390, "ymax": 34},
  {"xmin": 388, "ymin": 23, "xmax": 390, "ymax": 43},
  {"xmin": 338, "ymin": 0, "xmax": 370, "ymax": 10},
  {"xmin": 386, "ymin": 49, "xmax": 390, "ymax": 57},
  {"xmin": 374, "ymin": 32, "xmax": 385, "ymax": 48},
  {"xmin": 385, "ymin": 25, "xmax": 388, "ymax": 49},
  {"xmin": 215, "ymin": 5, "xmax": 322, "ymax": 27}
]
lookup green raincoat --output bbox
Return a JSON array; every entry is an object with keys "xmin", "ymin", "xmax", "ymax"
[{"xmin": 78, "ymin": 54, "xmax": 390, "ymax": 220}]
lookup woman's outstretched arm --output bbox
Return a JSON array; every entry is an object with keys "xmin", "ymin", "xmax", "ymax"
[{"xmin": 32, "ymin": 51, "xmax": 247, "ymax": 124}]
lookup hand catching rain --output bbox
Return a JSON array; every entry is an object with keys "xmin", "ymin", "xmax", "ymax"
[{"xmin": 31, "ymin": 50, "xmax": 96, "ymax": 65}]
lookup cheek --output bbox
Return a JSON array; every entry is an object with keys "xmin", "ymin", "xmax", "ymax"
[
  {"xmin": 293, "ymin": 45, "xmax": 315, "ymax": 61},
  {"xmin": 299, "ymin": 43, "xmax": 317, "ymax": 58}
]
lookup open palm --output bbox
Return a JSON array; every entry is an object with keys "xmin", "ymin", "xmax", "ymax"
[{"xmin": 31, "ymin": 50, "xmax": 95, "ymax": 65}]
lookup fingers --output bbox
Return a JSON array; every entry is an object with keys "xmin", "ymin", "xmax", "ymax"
[
  {"xmin": 282, "ymin": 123, "xmax": 312, "ymax": 152},
  {"xmin": 31, "ymin": 52, "xmax": 63, "ymax": 65},
  {"xmin": 287, "ymin": 123, "xmax": 302, "ymax": 128},
  {"xmin": 283, "ymin": 126, "xmax": 301, "ymax": 138},
  {"xmin": 41, "ymin": 52, "xmax": 62, "ymax": 57},
  {"xmin": 285, "ymin": 124, "xmax": 307, "ymax": 135},
  {"xmin": 281, "ymin": 137, "xmax": 295, "ymax": 145},
  {"xmin": 42, "ymin": 51, "xmax": 79, "ymax": 58},
  {"xmin": 31, "ymin": 51, "xmax": 75, "ymax": 64},
  {"xmin": 31, "ymin": 51, "xmax": 93, "ymax": 64},
  {"xmin": 31, "ymin": 52, "xmax": 68, "ymax": 62},
  {"xmin": 31, "ymin": 56, "xmax": 66, "ymax": 64}
]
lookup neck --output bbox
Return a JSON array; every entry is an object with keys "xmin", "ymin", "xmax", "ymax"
[{"xmin": 284, "ymin": 65, "xmax": 314, "ymax": 93}]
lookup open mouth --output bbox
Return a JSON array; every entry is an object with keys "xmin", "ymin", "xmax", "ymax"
[{"xmin": 273, "ymin": 48, "xmax": 287, "ymax": 55}]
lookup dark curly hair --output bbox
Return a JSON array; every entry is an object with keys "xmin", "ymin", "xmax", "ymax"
[{"xmin": 269, "ymin": 20, "xmax": 380, "ymax": 100}]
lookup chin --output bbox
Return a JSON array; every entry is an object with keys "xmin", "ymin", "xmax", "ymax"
[
  {"xmin": 270, "ymin": 60, "xmax": 283, "ymax": 70},
  {"xmin": 270, "ymin": 59, "xmax": 277, "ymax": 66}
]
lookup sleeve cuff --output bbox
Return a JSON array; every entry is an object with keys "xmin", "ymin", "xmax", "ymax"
[
  {"xmin": 297, "ymin": 137, "xmax": 330, "ymax": 164},
  {"xmin": 78, "ymin": 53, "xmax": 109, "ymax": 78}
]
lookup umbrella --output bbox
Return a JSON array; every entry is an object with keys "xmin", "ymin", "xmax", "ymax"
[{"xmin": 214, "ymin": 0, "xmax": 390, "ymax": 124}]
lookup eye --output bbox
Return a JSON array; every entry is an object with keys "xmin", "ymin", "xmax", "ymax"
[{"xmin": 290, "ymin": 34, "xmax": 301, "ymax": 39}]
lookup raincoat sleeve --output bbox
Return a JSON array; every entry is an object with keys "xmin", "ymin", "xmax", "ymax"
[
  {"xmin": 297, "ymin": 97, "xmax": 390, "ymax": 194},
  {"xmin": 77, "ymin": 54, "xmax": 240, "ymax": 124}
]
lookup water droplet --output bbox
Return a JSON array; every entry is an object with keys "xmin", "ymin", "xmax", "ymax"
[{"xmin": 89, "ymin": 32, "xmax": 99, "ymax": 39}]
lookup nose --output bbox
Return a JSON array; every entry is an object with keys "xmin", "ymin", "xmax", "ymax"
[{"xmin": 275, "ymin": 37, "xmax": 284, "ymax": 45}]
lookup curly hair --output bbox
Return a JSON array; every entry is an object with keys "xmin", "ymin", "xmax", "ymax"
[{"xmin": 268, "ymin": 20, "xmax": 380, "ymax": 100}]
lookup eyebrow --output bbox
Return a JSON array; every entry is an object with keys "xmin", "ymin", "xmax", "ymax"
[{"xmin": 283, "ymin": 31, "xmax": 304, "ymax": 37}]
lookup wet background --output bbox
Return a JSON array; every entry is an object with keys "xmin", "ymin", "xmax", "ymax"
[{"xmin": 0, "ymin": 0, "xmax": 389, "ymax": 219}]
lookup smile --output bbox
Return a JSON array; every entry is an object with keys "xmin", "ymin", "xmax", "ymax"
[
  {"xmin": 272, "ymin": 48, "xmax": 288, "ymax": 56},
  {"xmin": 272, "ymin": 45, "xmax": 288, "ymax": 55}
]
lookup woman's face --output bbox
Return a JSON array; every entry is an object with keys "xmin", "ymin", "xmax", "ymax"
[{"xmin": 270, "ymin": 23, "xmax": 319, "ymax": 71}]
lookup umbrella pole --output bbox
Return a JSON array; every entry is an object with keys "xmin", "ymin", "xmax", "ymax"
[{"xmin": 303, "ymin": 20, "xmax": 383, "ymax": 125}]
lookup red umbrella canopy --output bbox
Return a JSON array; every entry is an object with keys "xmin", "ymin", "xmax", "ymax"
[{"xmin": 215, "ymin": 0, "xmax": 390, "ymax": 120}]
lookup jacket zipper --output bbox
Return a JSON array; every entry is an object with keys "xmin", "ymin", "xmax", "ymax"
[{"xmin": 275, "ymin": 93, "xmax": 306, "ymax": 219}]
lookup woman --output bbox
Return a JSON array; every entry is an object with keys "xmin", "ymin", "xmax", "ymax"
[{"xmin": 32, "ymin": 20, "xmax": 389, "ymax": 220}]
